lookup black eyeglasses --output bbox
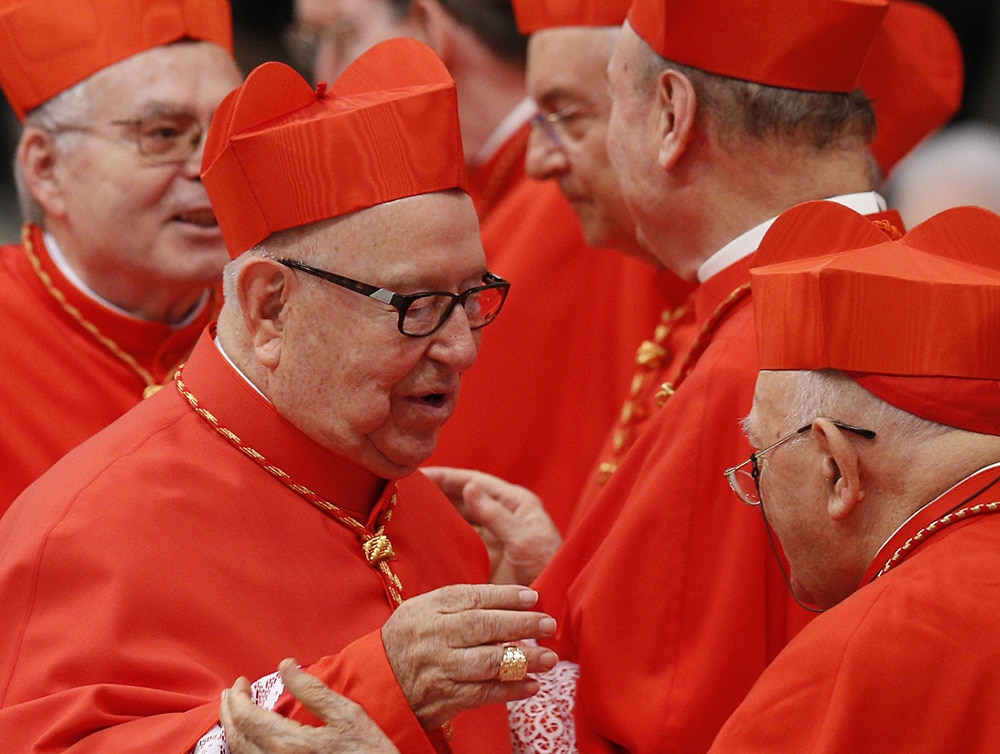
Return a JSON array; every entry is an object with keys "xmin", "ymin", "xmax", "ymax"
[
  {"xmin": 279, "ymin": 258, "xmax": 511, "ymax": 337},
  {"xmin": 724, "ymin": 420, "xmax": 876, "ymax": 506},
  {"xmin": 51, "ymin": 112, "xmax": 205, "ymax": 164}
]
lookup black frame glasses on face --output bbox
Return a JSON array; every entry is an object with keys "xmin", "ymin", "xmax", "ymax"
[
  {"xmin": 724, "ymin": 420, "xmax": 876, "ymax": 506},
  {"xmin": 278, "ymin": 258, "xmax": 511, "ymax": 337}
]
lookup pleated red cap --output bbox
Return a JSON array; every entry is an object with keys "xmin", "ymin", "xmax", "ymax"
[
  {"xmin": 627, "ymin": 0, "xmax": 888, "ymax": 93},
  {"xmin": 512, "ymin": 0, "xmax": 630, "ymax": 34},
  {"xmin": 202, "ymin": 39, "xmax": 469, "ymax": 258},
  {"xmin": 0, "ymin": 0, "xmax": 232, "ymax": 121},
  {"xmin": 860, "ymin": 1, "xmax": 963, "ymax": 176},
  {"xmin": 751, "ymin": 201, "xmax": 1000, "ymax": 435}
]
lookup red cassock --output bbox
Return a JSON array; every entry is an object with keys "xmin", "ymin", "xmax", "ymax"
[
  {"xmin": 0, "ymin": 332, "xmax": 509, "ymax": 753},
  {"xmin": 0, "ymin": 225, "xmax": 212, "ymax": 515},
  {"xmin": 534, "ymin": 257, "xmax": 815, "ymax": 753},
  {"xmin": 711, "ymin": 465, "xmax": 1000, "ymax": 753},
  {"xmin": 427, "ymin": 123, "xmax": 664, "ymax": 534}
]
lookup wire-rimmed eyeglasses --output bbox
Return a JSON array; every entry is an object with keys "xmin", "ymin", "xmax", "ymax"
[
  {"xmin": 278, "ymin": 258, "xmax": 511, "ymax": 338},
  {"xmin": 724, "ymin": 420, "xmax": 876, "ymax": 506},
  {"xmin": 50, "ymin": 112, "xmax": 205, "ymax": 164},
  {"xmin": 530, "ymin": 103, "xmax": 585, "ymax": 149}
]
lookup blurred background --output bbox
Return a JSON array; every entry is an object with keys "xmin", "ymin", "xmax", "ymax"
[{"xmin": 1, "ymin": 0, "xmax": 999, "ymax": 242}]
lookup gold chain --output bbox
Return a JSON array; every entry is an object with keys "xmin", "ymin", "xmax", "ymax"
[
  {"xmin": 878, "ymin": 501, "xmax": 1000, "ymax": 577},
  {"xmin": 175, "ymin": 373, "xmax": 404, "ymax": 606},
  {"xmin": 22, "ymin": 225, "xmax": 189, "ymax": 398},
  {"xmin": 599, "ymin": 283, "xmax": 751, "ymax": 485}
]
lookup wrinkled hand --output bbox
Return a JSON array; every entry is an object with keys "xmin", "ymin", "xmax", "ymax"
[
  {"xmin": 423, "ymin": 467, "xmax": 562, "ymax": 584},
  {"xmin": 381, "ymin": 583, "xmax": 559, "ymax": 731},
  {"xmin": 221, "ymin": 659, "xmax": 398, "ymax": 753}
]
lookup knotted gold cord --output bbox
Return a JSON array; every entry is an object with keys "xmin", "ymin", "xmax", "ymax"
[
  {"xmin": 599, "ymin": 283, "xmax": 751, "ymax": 484},
  {"xmin": 175, "ymin": 374, "xmax": 405, "ymax": 606},
  {"xmin": 655, "ymin": 282, "xmax": 751, "ymax": 406},
  {"xmin": 22, "ymin": 226, "xmax": 191, "ymax": 398},
  {"xmin": 597, "ymin": 303, "xmax": 690, "ymax": 484},
  {"xmin": 877, "ymin": 501, "xmax": 1000, "ymax": 577}
]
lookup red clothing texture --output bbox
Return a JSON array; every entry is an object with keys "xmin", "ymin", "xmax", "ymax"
[
  {"xmin": 569, "ymin": 268, "xmax": 698, "ymax": 531},
  {"xmin": 711, "ymin": 465, "xmax": 1000, "ymax": 753},
  {"xmin": 0, "ymin": 332, "xmax": 507, "ymax": 753},
  {"xmin": 0, "ymin": 225, "xmax": 212, "ymax": 515},
  {"xmin": 535, "ymin": 257, "xmax": 815, "ymax": 753},
  {"xmin": 429, "ymin": 124, "xmax": 664, "ymax": 533}
]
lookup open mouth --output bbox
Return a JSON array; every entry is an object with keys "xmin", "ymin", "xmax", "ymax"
[
  {"xmin": 421, "ymin": 393, "xmax": 447, "ymax": 408},
  {"xmin": 175, "ymin": 208, "xmax": 218, "ymax": 227}
]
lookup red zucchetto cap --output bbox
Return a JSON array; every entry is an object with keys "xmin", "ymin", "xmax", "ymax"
[
  {"xmin": 859, "ymin": 1, "xmax": 963, "ymax": 176},
  {"xmin": 202, "ymin": 38, "xmax": 469, "ymax": 258},
  {"xmin": 512, "ymin": 0, "xmax": 630, "ymax": 34},
  {"xmin": 0, "ymin": 0, "xmax": 232, "ymax": 121},
  {"xmin": 627, "ymin": 0, "xmax": 888, "ymax": 93},
  {"xmin": 751, "ymin": 201, "xmax": 1000, "ymax": 435}
]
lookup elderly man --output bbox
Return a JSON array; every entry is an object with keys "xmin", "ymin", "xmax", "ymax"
[
  {"xmin": 709, "ymin": 200, "xmax": 1000, "ymax": 751},
  {"xmin": 223, "ymin": 201, "xmax": 1000, "ymax": 754},
  {"xmin": 510, "ymin": 1, "xmax": 963, "ymax": 751},
  {"xmin": 0, "ymin": 0, "xmax": 244, "ymax": 514},
  {"xmin": 0, "ymin": 40, "xmax": 557, "ymax": 752},
  {"xmin": 293, "ymin": 0, "xmax": 664, "ymax": 533}
]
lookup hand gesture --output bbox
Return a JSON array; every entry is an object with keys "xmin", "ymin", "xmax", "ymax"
[
  {"xmin": 221, "ymin": 659, "xmax": 398, "ymax": 753},
  {"xmin": 423, "ymin": 467, "xmax": 562, "ymax": 584},
  {"xmin": 381, "ymin": 584, "xmax": 559, "ymax": 731}
]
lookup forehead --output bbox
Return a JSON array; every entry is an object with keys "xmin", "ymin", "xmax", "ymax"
[
  {"xmin": 298, "ymin": 191, "xmax": 484, "ymax": 280},
  {"xmin": 527, "ymin": 27, "xmax": 618, "ymax": 104},
  {"xmin": 82, "ymin": 41, "xmax": 240, "ymax": 116}
]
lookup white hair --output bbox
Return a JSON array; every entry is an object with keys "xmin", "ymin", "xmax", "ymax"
[
  {"xmin": 15, "ymin": 78, "xmax": 96, "ymax": 225},
  {"xmin": 781, "ymin": 369, "xmax": 953, "ymax": 444}
]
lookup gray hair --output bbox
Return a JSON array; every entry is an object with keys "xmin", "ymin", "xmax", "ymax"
[
  {"xmin": 632, "ymin": 33, "xmax": 876, "ymax": 158},
  {"xmin": 15, "ymin": 78, "xmax": 96, "ymax": 225},
  {"xmin": 780, "ymin": 369, "xmax": 952, "ymax": 445}
]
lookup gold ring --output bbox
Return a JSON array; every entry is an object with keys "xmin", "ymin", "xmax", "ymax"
[{"xmin": 498, "ymin": 645, "xmax": 528, "ymax": 682}]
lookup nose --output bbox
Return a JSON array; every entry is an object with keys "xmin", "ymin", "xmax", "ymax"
[
  {"xmin": 526, "ymin": 124, "xmax": 570, "ymax": 181},
  {"xmin": 427, "ymin": 305, "xmax": 479, "ymax": 372}
]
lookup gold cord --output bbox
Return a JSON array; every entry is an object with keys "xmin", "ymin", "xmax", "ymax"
[
  {"xmin": 878, "ymin": 501, "xmax": 1000, "ymax": 577},
  {"xmin": 175, "ymin": 374, "xmax": 404, "ymax": 606},
  {"xmin": 22, "ymin": 226, "xmax": 188, "ymax": 397},
  {"xmin": 599, "ymin": 283, "xmax": 751, "ymax": 485}
]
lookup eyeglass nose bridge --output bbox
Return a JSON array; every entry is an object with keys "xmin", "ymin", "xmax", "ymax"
[{"xmin": 530, "ymin": 111, "xmax": 565, "ymax": 149}]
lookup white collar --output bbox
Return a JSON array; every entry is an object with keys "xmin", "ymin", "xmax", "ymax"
[
  {"xmin": 696, "ymin": 192, "xmax": 888, "ymax": 283},
  {"xmin": 475, "ymin": 97, "xmax": 535, "ymax": 166}
]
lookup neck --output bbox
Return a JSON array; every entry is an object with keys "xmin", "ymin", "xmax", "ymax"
[
  {"xmin": 859, "ymin": 430, "xmax": 1000, "ymax": 571},
  {"xmin": 657, "ymin": 141, "xmax": 877, "ymax": 280}
]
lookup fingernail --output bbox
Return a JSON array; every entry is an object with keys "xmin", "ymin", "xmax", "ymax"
[
  {"xmin": 540, "ymin": 650, "xmax": 559, "ymax": 670},
  {"xmin": 539, "ymin": 617, "xmax": 557, "ymax": 636},
  {"xmin": 519, "ymin": 588, "xmax": 538, "ymax": 606}
]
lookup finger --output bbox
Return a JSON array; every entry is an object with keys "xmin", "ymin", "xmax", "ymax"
[
  {"xmin": 428, "ymin": 582, "xmax": 540, "ymax": 614},
  {"xmin": 458, "ymin": 643, "xmax": 560, "ymax": 683},
  {"xmin": 421, "ymin": 466, "xmax": 479, "ymax": 500},
  {"xmin": 462, "ymin": 484, "xmax": 514, "ymax": 531},
  {"xmin": 220, "ymin": 678, "xmax": 269, "ymax": 753},
  {"xmin": 278, "ymin": 658, "xmax": 365, "ymax": 732}
]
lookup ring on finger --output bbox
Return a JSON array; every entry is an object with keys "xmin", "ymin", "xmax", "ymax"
[{"xmin": 498, "ymin": 645, "xmax": 528, "ymax": 682}]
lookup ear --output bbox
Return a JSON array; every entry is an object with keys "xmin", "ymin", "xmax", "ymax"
[
  {"xmin": 17, "ymin": 128, "xmax": 69, "ymax": 218},
  {"xmin": 812, "ymin": 418, "xmax": 865, "ymax": 522},
  {"xmin": 410, "ymin": 0, "xmax": 455, "ymax": 63},
  {"xmin": 654, "ymin": 69, "xmax": 697, "ymax": 170},
  {"xmin": 237, "ymin": 258, "xmax": 294, "ymax": 370}
]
